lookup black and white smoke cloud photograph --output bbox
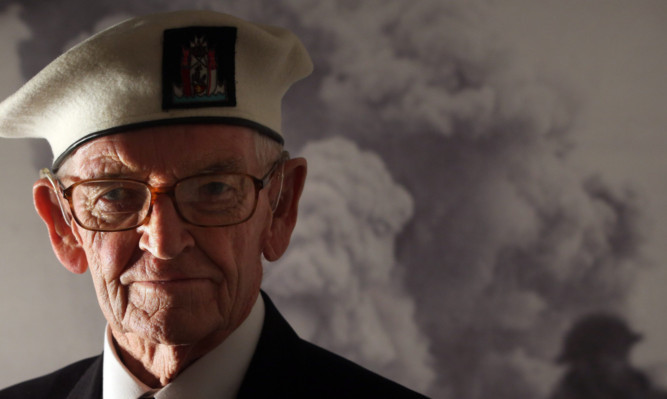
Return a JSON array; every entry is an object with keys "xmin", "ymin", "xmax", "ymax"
[{"xmin": 0, "ymin": 1, "xmax": 665, "ymax": 398}]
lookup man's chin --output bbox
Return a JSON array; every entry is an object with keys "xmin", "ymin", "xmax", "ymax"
[{"xmin": 124, "ymin": 309, "xmax": 225, "ymax": 347}]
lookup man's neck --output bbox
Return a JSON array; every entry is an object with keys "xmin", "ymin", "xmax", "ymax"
[{"xmin": 112, "ymin": 329, "xmax": 232, "ymax": 388}]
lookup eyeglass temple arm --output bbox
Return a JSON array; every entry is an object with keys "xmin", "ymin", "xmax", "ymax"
[
  {"xmin": 270, "ymin": 151, "xmax": 289, "ymax": 212},
  {"xmin": 39, "ymin": 168, "xmax": 73, "ymax": 226}
]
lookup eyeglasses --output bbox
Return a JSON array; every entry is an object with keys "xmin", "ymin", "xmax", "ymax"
[{"xmin": 40, "ymin": 153, "xmax": 288, "ymax": 232}]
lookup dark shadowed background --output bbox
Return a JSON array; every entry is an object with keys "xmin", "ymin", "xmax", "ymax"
[{"xmin": 0, "ymin": 1, "xmax": 665, "ymax": 398}]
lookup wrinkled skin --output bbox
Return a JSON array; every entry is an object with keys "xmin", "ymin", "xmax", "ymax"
[{"xmin": 33, "ymin": 125, "xmax": 307, "ymax": 386}]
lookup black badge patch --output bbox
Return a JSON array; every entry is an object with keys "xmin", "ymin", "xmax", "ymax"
[{"xmin": 162, "ymin": 26, "xmax": 237, "ymax": 109}]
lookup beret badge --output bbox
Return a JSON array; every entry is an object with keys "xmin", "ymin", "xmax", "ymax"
[{"xmin": 162, "ymin": 26, "xmax": 237, "ymax": 110}]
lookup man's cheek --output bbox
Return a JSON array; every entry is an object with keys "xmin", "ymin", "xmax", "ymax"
[{"xmin": 97, "ymin": 235, "xmax": 139, "ymax": 272}]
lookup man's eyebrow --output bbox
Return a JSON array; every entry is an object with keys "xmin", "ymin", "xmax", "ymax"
[
  {"xmin": 196, "ymin": 157, "xmax": 247, "ymax": 173},
  {"xmin": 56, "ymin": 168, "xmax": 132, "ymax": 183}
]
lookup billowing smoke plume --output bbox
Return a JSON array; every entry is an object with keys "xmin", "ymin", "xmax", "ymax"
[{"xmin": 268, "ymin": 1, "xmax": 647, "ymax": 398}]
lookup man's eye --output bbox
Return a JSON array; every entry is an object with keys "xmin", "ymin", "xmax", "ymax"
[
  {"xmin": 101, "ymin": 188, "xmax": 130, "ymax": 201},
  {"xmin": 95, "ymin": 186, "xmax": 145, "ymax": 211},
  {"xmin": 198, "ymin": 181, "xmax": 234, "ymax": 199}
]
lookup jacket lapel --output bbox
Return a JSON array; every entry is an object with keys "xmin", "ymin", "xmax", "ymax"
[
  {"xmin": 66, "ymin": 354, "xmax": 103, "ymax": 399},
  {"xmin": 237, "ymin": 292, "xmax": 303, "ymax": 398}
]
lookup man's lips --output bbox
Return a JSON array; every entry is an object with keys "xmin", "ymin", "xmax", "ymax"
[
  {"xmin": 131, "ymin": 277, "xmax": 213, "ymax": 286},
  {"xmin": 119, "ymin": 259, "xmax": 223, "ymax": 286},
  {"xmin": 130, "ymin": 278, "xmax": 216, "ymax": 295}
]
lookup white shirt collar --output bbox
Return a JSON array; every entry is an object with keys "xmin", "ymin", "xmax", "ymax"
[{"xmin": 103, "ymin": 295, "xmax": 265, "ymax": 399}]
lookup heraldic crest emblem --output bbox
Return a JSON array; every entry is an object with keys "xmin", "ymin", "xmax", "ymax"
[{"xmin": 162, "ymin": 26, "xmax": 237, "ymax": 109}]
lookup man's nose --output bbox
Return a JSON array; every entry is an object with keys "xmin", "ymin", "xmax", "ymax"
[{"xmin": 138, "ymin": 195, "xmax": 195, "ymax": 259}]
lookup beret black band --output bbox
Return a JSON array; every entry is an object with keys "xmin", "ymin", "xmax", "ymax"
[{"xmin": 52, "ymin": 116, "xmax": 285, "ymax": 172}]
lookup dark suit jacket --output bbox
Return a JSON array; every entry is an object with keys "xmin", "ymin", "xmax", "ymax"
[{"xmin": 0, "ymin": 293, "xmax": 428, "ymax": 398}]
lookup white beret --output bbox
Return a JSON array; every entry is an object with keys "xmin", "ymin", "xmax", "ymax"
[{"xmin": 0, "ymin": 10, "xmax": 313, "ymax": 170}]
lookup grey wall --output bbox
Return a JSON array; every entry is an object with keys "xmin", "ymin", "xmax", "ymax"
[{"xmin": 0, "ymin": 1, "xmax": 666, "ymax": 398}]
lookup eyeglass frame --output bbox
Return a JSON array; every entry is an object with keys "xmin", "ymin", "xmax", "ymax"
[{"xmin": 39, "ymin": 151, "xmax": 289, "ymax": 232}]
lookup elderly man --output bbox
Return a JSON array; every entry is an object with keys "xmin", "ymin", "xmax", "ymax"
[{"xmin": 0, "ymin": 10, "xmax": 427, "ymax": 399}]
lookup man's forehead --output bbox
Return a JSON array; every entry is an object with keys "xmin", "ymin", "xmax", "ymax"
[{"xmin": 58, "ymin": 124, "xmax": 257, "ymax": 178}]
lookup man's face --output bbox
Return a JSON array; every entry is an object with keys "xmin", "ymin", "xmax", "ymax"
[{"xmin": 56, "ymin": 125, "xmax": 275, "ymax": 347}]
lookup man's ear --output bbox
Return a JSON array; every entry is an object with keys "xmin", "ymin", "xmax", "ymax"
[
  {"xmin": 263, "ymin": 157, "xmax": 307, "ymax": 261},
  {"xmin": 33, "ymin": 179, "xmax": 88, "ymax": 274}
]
